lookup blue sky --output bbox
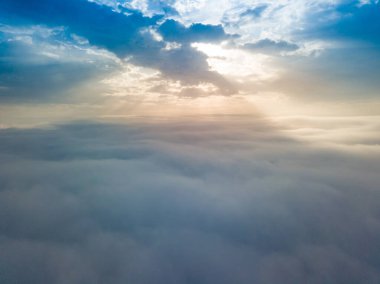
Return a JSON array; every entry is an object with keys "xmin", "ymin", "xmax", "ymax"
[{"xmin": 0, "ymin": 0, "xmax": 379, "ymax": 121}]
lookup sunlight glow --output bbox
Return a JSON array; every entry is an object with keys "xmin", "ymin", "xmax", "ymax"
[{"xmin": 193, "ymin": 43, "xmax": 278, "ymax": 80}]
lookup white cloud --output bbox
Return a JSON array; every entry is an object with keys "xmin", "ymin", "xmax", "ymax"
[{"xmin": 193, "ymin": 43, "xmax": 279, "ymax": 81}]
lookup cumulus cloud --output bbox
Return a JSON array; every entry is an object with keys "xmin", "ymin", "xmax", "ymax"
[
  {"xmin": 1, "ymin": 0, "xmax": 379, "ymax": 103},
  {"xmin": 0, "ymin": 117, "xmax": 379, "ymax": 283},
  {"xmin": 0, "ymin": 0, "xmax": 239, "ymax": 97},
  {"xmin": 158, "ymin": 19, "xmax": 233, "ymax": 44}
]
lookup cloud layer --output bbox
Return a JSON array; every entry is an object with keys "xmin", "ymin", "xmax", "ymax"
[{"xmin": 0, "ymin": 118, "xmax": 379, "ymax": 283}]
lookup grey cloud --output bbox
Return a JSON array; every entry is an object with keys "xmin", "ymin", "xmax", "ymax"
[
  {"xmin": 153, "ymin": 20, "xmax": 237, "ymax": 92},
  {"xmin": 243, "ymin": 38, "xmax": 299, "ymax": 54},
  {"xmin": 0, "ymin": 118, "xmax": 380, "ymax": 283},
  {"xmin": 158, "ymin": 19, "xmax": 234, "ymax": 44},
  {"xmin": 132, "ymin": 44, "xmax": 237, "ymax": 94}
]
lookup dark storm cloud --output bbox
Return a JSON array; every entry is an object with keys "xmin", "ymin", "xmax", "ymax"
[{"xmin": 0, "ymin": 118, "xmax": 380, "ymax": 283}]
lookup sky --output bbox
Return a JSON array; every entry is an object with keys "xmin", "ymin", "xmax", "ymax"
[
  {"xmin": 1, "ymin": 0, "xmax": 380, "ymax": 122},
  {"xmin": 0, "ymin": 1, "xmax": 380, "ymax": 283}
]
